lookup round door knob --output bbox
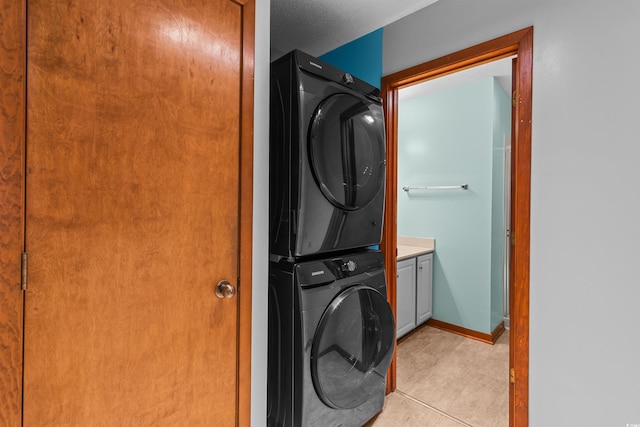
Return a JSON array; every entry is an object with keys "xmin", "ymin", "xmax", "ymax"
[{"xmin": 215, "ymin": 280, "xmax": 236, "ymax": 299}]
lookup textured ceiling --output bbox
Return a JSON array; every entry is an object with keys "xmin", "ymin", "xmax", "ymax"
[{"xmin": 270, "ymin": 0, "xmax": 440, "ymax": 59}]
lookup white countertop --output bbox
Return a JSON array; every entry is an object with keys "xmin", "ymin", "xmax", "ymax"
[{"xmin": 397, "ymin": 236, "xmax": 435, "ymax": 261}]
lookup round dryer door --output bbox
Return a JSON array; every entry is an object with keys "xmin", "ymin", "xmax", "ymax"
[
  {"xmin": 311, "ymin": 284, "xmax": 395, "ymax": 410},
  {"xmin": 308, "ymin": 93, "xmax": 385, "ymax": 210}
]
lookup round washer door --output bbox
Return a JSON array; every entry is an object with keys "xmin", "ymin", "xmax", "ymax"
[
  {"xmin": 311, "ymin": 284, "xmax": 395, "ymax": 410},
  {"xmin": 308, "ymin": 93, "xmax": 385, "ymax": 211}
]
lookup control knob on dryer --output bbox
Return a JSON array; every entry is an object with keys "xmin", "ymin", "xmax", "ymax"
[
  {"xmin": 341, "ymin": 260, "xmax": 357, "ymax": 272},
  {"xmin": 342, "ymin": 73, "xmax": 354, "ymax": 85}
]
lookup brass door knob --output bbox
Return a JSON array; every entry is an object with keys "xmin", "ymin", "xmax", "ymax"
[{"xmin": 215, "ymin": 280, "xmax": 236, "ymax": 299}]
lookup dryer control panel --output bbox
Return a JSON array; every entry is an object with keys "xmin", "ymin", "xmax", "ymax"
[
  {"xmin": 293, "ymin": 49, "xmax": 381, "ymax": 99},
  {"xmin": 294, "ymin": 250, "xmax": 385, "ymax": 287}
]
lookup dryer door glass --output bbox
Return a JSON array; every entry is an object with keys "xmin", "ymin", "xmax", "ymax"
[
  {"xmin": 311, "ymin": 285, "xmax": 395, "ymax": 410},
  {"xmin": 308, "ymin": 94, "xmax": 385, "ymax": 210}
]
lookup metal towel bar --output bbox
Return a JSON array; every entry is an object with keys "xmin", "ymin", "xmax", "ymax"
[{"xmin": 402, "ymin": 184, "xmax": 469, "ymax": 192}]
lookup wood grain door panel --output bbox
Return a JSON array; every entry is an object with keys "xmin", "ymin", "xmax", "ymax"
[{"xmin": 24, "ymin": 0, "xmax": 243, "ymax": 424}]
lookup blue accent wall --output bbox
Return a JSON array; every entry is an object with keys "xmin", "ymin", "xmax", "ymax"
[{"xmin": 319, "ymin": 29, "xmax": 383, "ymax": 89}]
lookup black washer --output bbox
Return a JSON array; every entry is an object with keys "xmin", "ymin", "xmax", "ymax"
[{"xmin": 267, "ymin": 250, "xmax": 395, "ymax": 427}]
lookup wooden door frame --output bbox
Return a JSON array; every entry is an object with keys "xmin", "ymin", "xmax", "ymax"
[
  {"xmin": 381, "ymin": 27, "xmax": 533, "ymax": 426},
  {"xmin": 0, "ymin": 1, "xmax": 255, "ymax": 425}
]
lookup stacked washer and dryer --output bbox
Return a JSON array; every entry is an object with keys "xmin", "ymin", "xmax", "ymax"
[{"xmin": 267, "ymin": 50, "xmax": 396, "ymax": 427}]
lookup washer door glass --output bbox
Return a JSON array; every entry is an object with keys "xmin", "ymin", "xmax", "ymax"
[
  {"xmin": 311, "ymin": 284, "xmax": 395, "ymax": 409},
  {"xmin": 308, "ymin": 93, "xmax": 385, "ymax": 210}
]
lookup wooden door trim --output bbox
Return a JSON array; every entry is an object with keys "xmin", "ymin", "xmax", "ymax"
[
  {"xmin": 0, "ymin": 0, "xmax": 26, "ymax": 425},
  {"xmin": 238, "ymin": 0, "xmax": 255, "ymax": 425},
  {"xmin": 0, "ymin": 0, "xmax": 255, "ymax": 424},
  {"xmin": 380, "ymin": 27, "xmax": 533, "ymax": 427}
]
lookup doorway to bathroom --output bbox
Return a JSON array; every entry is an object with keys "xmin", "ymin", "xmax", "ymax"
[
  {"xmin": 381, "ymin": 27, "xmax": 533, "ymax": 426},
  {"xmin": 397, "ymin": 56, "xmax": 513, "ymax": 336},
  {"xmin": 391, "ymin": 55, "xmax": 513, "ymax": 426}
]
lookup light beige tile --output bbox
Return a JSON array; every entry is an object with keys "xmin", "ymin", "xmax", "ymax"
[
  {"xmin": 393, "ymin": 326, "xmax": 509, "ymax": 427},
  {"xmin": 367, "ymin": 392, "xmax": 465, "ymax": 427}
]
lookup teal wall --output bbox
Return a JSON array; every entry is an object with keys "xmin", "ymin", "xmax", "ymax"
[
  {"xmin": 319, "ymin": 29, "xmax": 383, "ymax": 89},
  {"xmin": 398, "ymin": 77, "xmax": 509, "ymax": 334}
]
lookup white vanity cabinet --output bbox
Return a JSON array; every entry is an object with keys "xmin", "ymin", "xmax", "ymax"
[
  {"xmin": 396, "ymin": 257, "xmax": 417, "ymax": 338},
  {"xmin": 396, "ymin": 252, "xmax": 433, "ymax": 339},
  {"xmin": 416, "ymin": 253, "xmax": 433, "ymax": 326}
]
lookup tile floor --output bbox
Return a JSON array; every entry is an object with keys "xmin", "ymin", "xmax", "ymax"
[{"xmin": 367, "ymin": 325, "xmax": 509, "ymax": 427}]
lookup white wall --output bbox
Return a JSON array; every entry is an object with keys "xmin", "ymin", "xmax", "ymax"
[
  {"xmin": 252, "ymin": 0, "xmax": 270, "ymax": 425},
  {"xmin": 384, "ymin": 0, "xmax": 640, "ymax": 425}
]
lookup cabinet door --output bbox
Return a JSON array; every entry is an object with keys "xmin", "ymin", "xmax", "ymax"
[
  {"xmin": 396, "ymin": 258, "xmax": 416, "ymax": 338},
  {"xmin": 416, "ymin": 253, "xmax": 433, "ymax": 326}
]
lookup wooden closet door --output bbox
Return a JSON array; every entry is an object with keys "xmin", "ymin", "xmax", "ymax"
[{"xmin": 24, "ymin": 0, "xmax": 244, "ymax": 425}]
